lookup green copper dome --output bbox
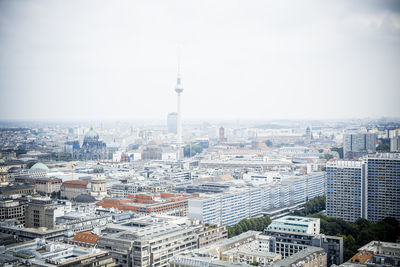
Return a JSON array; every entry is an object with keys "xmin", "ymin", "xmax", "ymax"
[
  {"xmin": 30, "ymin": 162, "xmax": 49, "ymax": 171},
  {"xmin": 85, "ymin": 127, "xmax": 99, "ymax": 139}
]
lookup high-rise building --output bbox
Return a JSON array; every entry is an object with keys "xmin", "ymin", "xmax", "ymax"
[
  {"xmin": 219, "ymin": 126, "xmax": 225, "ymax": 144},
  {"xmin": 366, "ymin": 153, "xmax": 400, "ymax": 222},
  {"xmin": 326, "ymin": 160, "xmax": 366, "ymax": 222},
  {"xmin": 343, "ymin": 133, "xmax": 376, "ymax": 159},
  {"xmin": 167, "ymin": 112, "xmax": 178, "ymax": 134},
  {"xmin": 189, "ymin": 173, "xmax": 325, "ymax": 226},
  {"xmin": 326, "ymin": 153, "xmax": 400, "ymax": 223},
  {"xmin": 390, "ymin": 129, "xmax": 400, "ymax": 152},
  {"xmin": 390, "ymin": 136, "xmax": 400, "ymax": 152}
]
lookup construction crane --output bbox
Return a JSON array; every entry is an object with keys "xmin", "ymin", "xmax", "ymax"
[{"xmin": 71, "ymin": 163, "xmax": 75, "ymax": 180}]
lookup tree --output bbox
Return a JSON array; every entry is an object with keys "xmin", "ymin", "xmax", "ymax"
[{"xmin": 330, "ymin": 147, "xmax": 343, "ymax": 159}]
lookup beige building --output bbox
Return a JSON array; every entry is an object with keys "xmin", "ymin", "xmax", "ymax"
[
  {"xmin": 60, "ymin": 180, "xmax": 90, "ymax": 199},
  {"xmin": 25, "ymin": 197, "xmax": 55, "ymax": 229},
  {"xmin": 90, "ymin": 164, "xmax": 108, "ymax": 200},
  {"xmin": 169, "ymin": 231, "xmax": 281, "ymax": 267},
  {"xmin": 0, "ymin": 199, "xmax": 26, "ymax": 225},
  {"xmin": 198, "ymin": 226, "xmax": 228, "ymax": 248},
  {"xmin": 273, "ymin": 246, "xmax": 327, "ymax": 267},
  {"xmin": 0, "ymin": 166, "xmax": 9, "ymax": 186},
  {"xmin": 222, "ymin": 249, "xmax": 281, "ymax": 266},
  {"xmin": 34, "ymin": 177, "xmax": 62, "ymax": 194},
  {"xmin": 97, "ymin": 216, "xmax": 201, "ymax": 267}
]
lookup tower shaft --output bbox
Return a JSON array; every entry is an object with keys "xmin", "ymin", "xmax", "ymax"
[{"xmin": 177, "ymin": 92, "xmax": 182, "ymax": 144}]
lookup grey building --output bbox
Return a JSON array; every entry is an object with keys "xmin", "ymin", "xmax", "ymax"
[
  {"xmin": 343, "ymin": 133, "xmax": 376, "ymax": 159},
  {"xmin": 168, "ymin": 112, "xmax": 178, "ymax": 134},
  {"xmin": 25, "ymin": 197, "xmax": 55, "ymax": 229},
  {"xmin": 326, "ymin": 160, "xmax": 366, "ymax": 222},
  {"xmin": 326, "ymin": 153, "xmax": 400, "ymax": 223},
  {"xmin": 97, "ymin": 216, "xmax": 200, "ymax": 267},
  {"xmin": 366, "ymin": 153, "xmax": 400, "ymax": 222},
  {"xmin": 263, "ymin": 228, "xmax": 343, "ymax": 267},
  {"xmin": 390, "ymin": 136, "xmax": 400, "ymax": 152}
]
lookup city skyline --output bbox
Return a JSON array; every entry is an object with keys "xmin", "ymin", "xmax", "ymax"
[{"xmin": 0, "ymin": 0, "xmax": 399, "ymax": 121}]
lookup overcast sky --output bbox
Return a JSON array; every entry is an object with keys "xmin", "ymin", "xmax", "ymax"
[{"xmin": 0, "ymin": 0, "xmax": 399, "ymax": 122}]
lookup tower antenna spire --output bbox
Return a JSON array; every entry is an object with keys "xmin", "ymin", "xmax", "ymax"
[{"xmin": 177, "ymin": 45, "xmax": 181, "ymax": 76}]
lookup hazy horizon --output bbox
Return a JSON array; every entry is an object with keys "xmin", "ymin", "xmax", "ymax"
[{"xmin": 1, "ymin": 0, "xmax": 400, "ymax": 121}]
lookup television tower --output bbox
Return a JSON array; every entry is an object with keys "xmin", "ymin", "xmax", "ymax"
[{"xmin": 175, "ymin": 52, "xmax": 183, "ymax": 144}]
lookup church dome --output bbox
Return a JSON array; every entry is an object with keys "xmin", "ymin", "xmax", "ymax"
[
  {"xmin": 93, "ymin": 163, "xmax": 104, "ymax": 174},
  {"xmin": 85, "ymin": 127, "xmax": 99, "ymax": 139},
  {"xmin": 30, "ymin": 162, "xmax": 49, "ymax": 171}
]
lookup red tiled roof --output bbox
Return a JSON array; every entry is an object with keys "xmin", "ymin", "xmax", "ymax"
[
  {"xmin": 62, "ymin": 180, "xmax": 89, "ymax": 188},
  {"xmin": 73, "ymin": 231, "xmax": 99, "ymax": 245}
]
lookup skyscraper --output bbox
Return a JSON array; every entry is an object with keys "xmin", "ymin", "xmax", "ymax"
[
  {"xmin": 219, "ymin": 126, "xmax": 225, "ymax": 144},
  {"xmin": 326, "ymin": 160, "xmax": 366, "ymax": 222},
  {"xmin": 175, "ymin": 63, "xmax": 183, "ymax": 144},
  {"xmin": 167, "ymin": 112, "xmax": 178, "ymax": 134},
  {"xmin": 366, "ymin": 153, "xmax": 400, "ymax": 222},
  {"xmin": 326, "ymin": 153, "xmax": 400, "ymax": 222},
  {"xmin": 343, "ymin": 133, "xmax": 376, "ymax": 159}
]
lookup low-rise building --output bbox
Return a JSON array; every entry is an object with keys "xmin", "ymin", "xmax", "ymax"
[
  {"xmin": 1, "ymin": 238, "xmax": 117, "ymax": 266},
  {"xmin": 198, "ymin": 226, "xmax": 228, "ymax": 248},
  {"xmin": 273, "ymin": 246, "xmax": 327, "ymax": 267},
  {"xmin": 0, "ymin": 184, "xmax": 36, "ymax": 196},
  {"xmin": 263, "ymin": 227, "xmax": 343, "ymax": 267},
  {"xmin": 97, "ymin": 193, "xmax": 189, "ymax": 217},
  {"xmin": 342, "ymin": 241, "xmax": 400, "ymax": 267},
  {"xmin": 60, "ymin": 180, "xmax": 90, "ymax": 199},
  {"xmin": 266, "ymin": 216, "xmax": 320, "ymax": 235},
  {"xmin": 70, "ymin": 231, "xmax": 100, "ymax": 247},
  {"xmin": 33, "ymin": 177, "xmax": 62, "ymax": 194},
  {"xmin": 0, "ymin": 199, "xmax": 26, "ymax": 225},
  {"xmin": 97, "ymin": 216, "xmax": 200, "ymax": 267}
]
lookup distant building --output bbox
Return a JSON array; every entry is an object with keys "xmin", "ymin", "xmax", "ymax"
[
  {"xmin": 390, "ymin": 136, "xmax": 400, "ymax": 152},
  {"xmin": 168, "ymin": 112, "xmax": 178, "ymax": 134},
  {"xmin": 73, "ymin": 127, "xmax": 107, "ymax": 160},
  {"xmin": 343, "ymin": 133, "xmax": 376, "ymax": 159},
  {"xmin": 219, "ymin": 126, "xmax": 225, "ymax": 144},
  {"xmin": 110, "ymin": 183, "xmax": 142, "ymax": 198}
]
